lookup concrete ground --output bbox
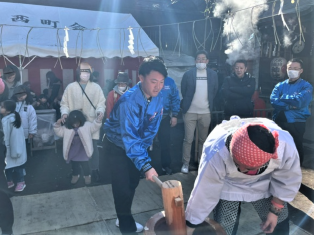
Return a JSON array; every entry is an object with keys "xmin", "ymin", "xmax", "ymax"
[
  {"xmin": 6, "ymin": 173, "xmax": 313, "ymax": 235},
  {"xmin": 2, "ymin": 122, "xmax": 314, "ymax": 234}
]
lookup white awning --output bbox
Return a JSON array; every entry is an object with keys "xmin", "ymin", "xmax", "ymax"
[{"xmin": 0, "ymin": 2, "xmax": 159, "ymax": 58}]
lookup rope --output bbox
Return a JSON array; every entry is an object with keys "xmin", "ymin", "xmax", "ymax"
[
  {"xmin": 138, "ymin": 28, "xmax": 148, "ymax": 57},
  {"xmin": 172, "ymin": 23, "xmax": 181, "ymax": 56},
  {"xmin": 295, "ymin": 0, "xmax": 305, "ymax": 43},
  {"xmin": 55, "ymin": 29, "xmax": 63, "ymax": 69},
  {"xmin": 158, "ymin": 26, "xmax": 165, "ymax": 58},
  {"xmin": 230, "ymin": 15, "xmax": 243, "ymax": 47},
  {"xmin": 271, "ymin": 0, "xmax": 281, "ymax": 45},
  {"xmin": 251, "ymin": 6, "xmax": 261, "ymax": 46},
  {"xmin": 78, "ymin": 30, "xmax": 84, "ymax": 66},
  {"xmin": 21, "ymin": 27, "xmax": 33, "ymax": 66},
  {"xmin": 0, "ymin": 25, "xmax": 7, "ymax": 67},
  {"xmin": 213, "ymin": 19, "xmax": 222, "ymax": 51},
  {"xmin": 96, "ymin": 28, "xmax": 106, "ymax": 65}
]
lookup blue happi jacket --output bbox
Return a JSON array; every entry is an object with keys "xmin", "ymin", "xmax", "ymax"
[
  {"xmin": 161, "ymin": 77, "xmax": 180, "ymax": 117},
  {"xmin": 104, "ymin": 82, "xmax": 163, "ymax": 171},
  {"xmin": 270, "ymin": 78, "xmax": 313, "ymax": 123}
]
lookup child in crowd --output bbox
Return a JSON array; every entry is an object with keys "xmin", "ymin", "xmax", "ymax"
[
  {"xmin": 11, "ymin": 85, "xmax": 37, "ymax": 142},
  {"xmin": 1, "ymin": 100, "xmax": 27, "ymax": 192},
  {"xmin": 35, "ymin": 94, "xmax": 51, "ymax": 110},
  {"xmin": 53, "ymin": 110, "xmax": 102, "ymax": 185}
]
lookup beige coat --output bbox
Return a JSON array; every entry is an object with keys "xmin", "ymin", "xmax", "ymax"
[
  {"xmin": 53, "ymin": 120, "xmax": 102, "ymax": 161},
  {"xmin": 60, "ymin": 81, "xmax": 105, "ymax": 139}
]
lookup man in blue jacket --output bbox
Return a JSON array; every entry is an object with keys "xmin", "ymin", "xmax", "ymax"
[
  {"xmin": 270, "ymin": 58, "xmax": 313, "ymax": 165},
  {"xmin": 158, "ymin": 75, "xmax": 180, "ymax": 174},
  {"xmin": 180, "ymin": 50, "xmax": 218, "ymax": 173},
  {"xmin": 104, "ymin": 56, "xmax": 167, "ymax": 235}
]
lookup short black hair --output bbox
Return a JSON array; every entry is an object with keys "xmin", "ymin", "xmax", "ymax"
[
  {"xmin": 234, "ymin": 59, "xmax": 247, "ymax": 67},
  {"xmin": 247, "ymin": 125, "xmax": 275, "ymax": 154},
  {"xmin": 288, "ymin": 58, "xmax": 303, "ymax": 69},
  {"xmin": 195, "ymin": 50, "xmax": 208, "ymax": 60},
  {"xmin": 139, "ymin": 56, "xmax": 167, "ymax": 78},
  {"xmin": 65, "ymin": 110, "xmax": 87, "ymax": 129}
]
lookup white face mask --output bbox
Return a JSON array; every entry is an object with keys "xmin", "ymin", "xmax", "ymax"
[
  {"xmin": 287, "ymin": 70, "xmax": 299, "ymax": 80},
  {"xmin": 196, "ymin": 63, "xmax": 207, "ymax": 70},
  {"xmin": 118, "ymin": 86, "xmax": 127, "ymax": 92},
  {"xmin": 80, "ymin": 72, "xmax": 90, "ymax": 82}
]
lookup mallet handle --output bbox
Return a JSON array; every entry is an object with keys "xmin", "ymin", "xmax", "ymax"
[{"xmin": 152, "ymin": 175, "xmax": 163, "ymax": 188}]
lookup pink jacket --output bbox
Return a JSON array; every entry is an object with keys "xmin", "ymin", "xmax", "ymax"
[{"xmin": 53, "ymin": 120, "xmax": 101, "ymax": 160}]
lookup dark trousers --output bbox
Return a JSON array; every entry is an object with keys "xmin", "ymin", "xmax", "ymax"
[
  {"xmin": 0, "ymin": 190, "xmax": 14, "ymax": 235},
  {"xmin": 5, "ymin": 166, "xmax": 24, "ymax": 183},
  {"xmin": 71, "ymin": 161, "xmax": 90, "ymax": 176},
  {"xmin": 276, "ymin": 122, "xmax": 305, "ymax": 164},
  {"xmin": 89, "ymin": 139, "xmax": 99, "ymax": 171},
  {"xmin": 105, "ymin": 138, "xmax": 140, "ymax": 234},
  {"xmin": 158, "ymin": 116, "xmax": 172, "ymax": 168}
]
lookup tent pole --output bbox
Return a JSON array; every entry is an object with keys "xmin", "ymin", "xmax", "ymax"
[
  {"xmin": 19, "ymin": 55, "xmax": 23, "ymax": 83},
  {"xmin": 22, "ymin": 56, "xmax": 37, "ymax": 69}
]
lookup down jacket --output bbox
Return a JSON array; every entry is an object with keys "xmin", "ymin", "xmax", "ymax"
[
  {"xmin": 53, "ymin": 120, "xmax": 101, "ymax": 161},
  {"xmin": 60, "ymin": 81, "xmax": 106, "ymax": 139},
  {"xmin": 2, "ymin": 113, "xmax": 27, "ymax": 169},
  {"xmin": 221, "ymin": 73, "xmax": 256, "ymax": 118},
  {"xmin": 15, "ymin": 101, "xmax": 37, "ymax": 139}
]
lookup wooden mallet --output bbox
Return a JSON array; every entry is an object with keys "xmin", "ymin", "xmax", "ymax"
[{"xmin": 152, "ymin": 175, "xmax": 187, "ymax": 235}]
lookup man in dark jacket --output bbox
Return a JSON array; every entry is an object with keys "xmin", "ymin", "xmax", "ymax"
[
  {"xmin": 180, "ymin": 50, "xmax": 218, "ymax": 173},
  {"xmin": 221, "ymin": 59, "xmax": 256, "ymax": 119}
]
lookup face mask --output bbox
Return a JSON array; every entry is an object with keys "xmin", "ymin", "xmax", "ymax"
[
  {"xmin": 80, "ymin": 72, "xmax": 90, "ymax": 82},
  {"xmin": 287, "ymin": 70, "xmax": 299, "ymax": 81},
  {"xmin": 196, "ymin": 63, "xmax": 207, "ymax": 70},
  {"xmin": 118, "ymin": 86, "xmax": 126, "ymax": 92}
]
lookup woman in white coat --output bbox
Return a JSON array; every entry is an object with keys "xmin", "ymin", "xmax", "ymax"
[
  {"xmin": 60, "ymin": 62, "xmax": 105, "ymax": 182},
  {"xmin": 1, "ymin": 100, "xmax": 27, "ymax": 192}
]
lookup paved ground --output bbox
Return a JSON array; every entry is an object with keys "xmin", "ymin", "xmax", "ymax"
[
  {"xmin": 7, "ymin": 173, "xmax": 313, "ymax": 235},
  {"xmin": 2, "ymin": 122, "xmax": 314, "ymax": 234}
]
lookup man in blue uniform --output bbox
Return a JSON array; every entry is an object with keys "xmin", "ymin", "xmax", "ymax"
[
  {"xmin": 103, "ymin": 56, "xmax": 167, "ymax": 234},
  {"xmin": 270, "ymin": 58, "xmax": 313, "ymax": 165},
  {"xmin": 156, "ymin": 57, "xmax": 180, "ymax": 175}
]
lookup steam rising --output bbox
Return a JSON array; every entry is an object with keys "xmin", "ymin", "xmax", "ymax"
[{"xmin": 214, "ymin": 0, "xmax": 268, "ymax": 64}]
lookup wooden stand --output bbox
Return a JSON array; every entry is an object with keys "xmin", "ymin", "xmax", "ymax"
[{"xmin": 153, "ymin": 176, "xmax": 186, "ymax": 235}]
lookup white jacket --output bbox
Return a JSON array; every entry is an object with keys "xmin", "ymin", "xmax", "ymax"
[
  {"xmin": 2, "ymin": 113, "xmax": 27, "ymax": 169},
  {"xmin": 16, "ymin": 101, "xmax": 37, "ymax": 139},
  {"xmin": 60, "ymin": 81, "xmax": 106, "ymax": 139},
  {"xmin": 185, "ymin": 117, "xmax": 302, "ymax": 225},
  {"xmin": 53, "ymin": 120, "xmax": 101, "ymax": 160}
]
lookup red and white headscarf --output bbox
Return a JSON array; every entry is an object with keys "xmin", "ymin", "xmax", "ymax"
[{"xmin": 230, "ymin": 123, "xmax": 279, "ymax": 168}]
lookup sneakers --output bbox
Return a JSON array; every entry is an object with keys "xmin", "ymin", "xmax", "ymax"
[
  {"xmin": 15, "ymin": 182, "xmax": 26, "ymax": 192},
  {"xmin": 84, "ymin": 175, "xmax": 91, "ymax": 185},
  {"xmin": 7, "ymin": 181, "xmax": 14, "ymax": 189},
  {"xmin": 71, "ymin": 175, "xmax": 80, "ymax": 184},
  {"xmin": 115, "ymin": 218, "xmax": 144, "ymax": 233},
  {"xmin": 162, "ymin": 167, "xmax": 173, "ymax": 175},
  {"xmin": 181, "ymin": 163, "xmax": 189, "ymax": 174}
]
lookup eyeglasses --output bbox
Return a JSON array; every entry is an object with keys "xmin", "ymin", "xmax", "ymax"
[{"xmin": 287, "ymin": 68, "xmax": 302, "ymax": 70}]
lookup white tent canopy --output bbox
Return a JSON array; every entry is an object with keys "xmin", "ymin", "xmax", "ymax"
[{"xmin": 0, "ymin": 2, "xmax": 159, "ymax": 59}]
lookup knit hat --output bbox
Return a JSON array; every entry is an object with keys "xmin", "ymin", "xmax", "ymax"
[
  {"xmin": 230, "ymin": 123, "xmax": 279, "ymax": 168},
  {"xmin": 115, "ymin": 72, "xmax": 129, "ymax": 84}
]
